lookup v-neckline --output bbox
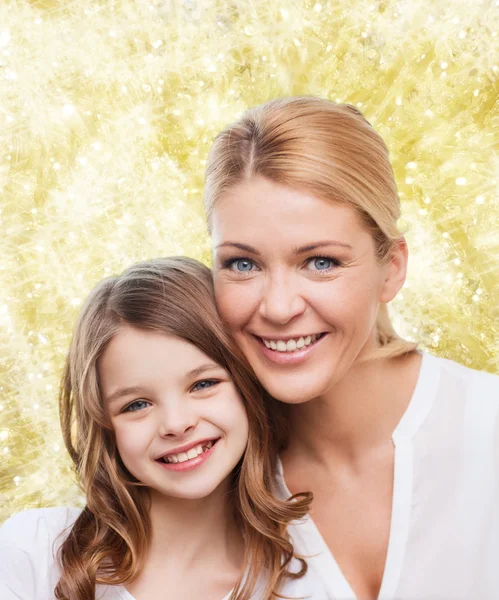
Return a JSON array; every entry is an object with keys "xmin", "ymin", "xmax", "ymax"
[
  {"xmin": 275, "ymin": 351, "xmax": 439, "ymax": 599},
  {"xmin": 116, "ymin": 585, "xmax": 234, "ymax": 600}
]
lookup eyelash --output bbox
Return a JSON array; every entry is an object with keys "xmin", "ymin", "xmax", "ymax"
[
  {"xmin": 190, "ymin": 379, "xmax": 220, "ymax": 392},
  {"xmin": 121, "ymin": 380, "xmax": 221, "ymax": 413},
  {"xmin": 123, "ymin": 399, "xmax": 150, "ymax": 413},
  {"xmin": 221, "ymin": 255, "xmax": 342, "ymax": 274}
]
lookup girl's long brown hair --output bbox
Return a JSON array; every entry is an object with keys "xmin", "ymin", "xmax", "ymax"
[{"xmin": 56, "ymin": 256, "xmax": 311, "ymax": 600}]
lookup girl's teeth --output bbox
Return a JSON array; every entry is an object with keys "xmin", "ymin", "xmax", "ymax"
[
  {"xmin": 262, "ymin": 334, "xmax": 322, "ymax": 353},
  {"xmin": 186, "ymin": 448, "xmax": 198, "ymax": 460},
  {"xmin": 163, "ymin": 440, "xmax": 217, "ymax": 464}
]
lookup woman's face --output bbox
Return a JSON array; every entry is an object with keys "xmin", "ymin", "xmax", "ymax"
[
  {"xmin": 99, "ymin": 325, "xmax": 249, "ymax": 500},
  {"xmin": 211, "ymin": 176, "xmax": 406, "ymax": 404}
]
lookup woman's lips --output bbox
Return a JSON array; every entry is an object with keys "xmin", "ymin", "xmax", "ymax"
[{"xmin": 254, "ymin": 333, "xmax": 328, "ymax": 365}]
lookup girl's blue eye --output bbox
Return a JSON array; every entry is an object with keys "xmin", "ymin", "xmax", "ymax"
[
  {"xmin": 191, "ymin": 379, "xmax": 219, "ymax": 392},
  {"xmin": 306, "ymin": 257, "xmax": 339, "ymax": 272},
  {"xmin": 123, "ymin": 400, "xmax": 150, "ymax": 413}
]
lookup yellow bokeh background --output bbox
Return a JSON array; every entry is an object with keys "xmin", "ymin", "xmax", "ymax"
[{"xmin": 0, "ymin": 0, "xmax": 498, "ymax": 522}]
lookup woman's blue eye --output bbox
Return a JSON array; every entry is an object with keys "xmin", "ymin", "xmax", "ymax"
[
  {"xmin": 226, "ymin": 258, "xmax": 255, "ymax": 272},
  {"xmin": 307, "ymin": 257, "xmax": 339, "ymax": 271},
  {"xmin": 124, "ymin": 400, "xmax": 150, "ymax": 413},
  {"xmin": 191, "ymin": 379, "xmax": 219, "ymax": 392}
]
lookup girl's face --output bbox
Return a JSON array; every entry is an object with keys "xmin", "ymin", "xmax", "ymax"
[
  {"xmin": 211, "ymin": 176, "xmax": 407, "ymax": 404},
  {"xmin": 99, "ymin": 325, "xmax": 249, "ymax": 500}
]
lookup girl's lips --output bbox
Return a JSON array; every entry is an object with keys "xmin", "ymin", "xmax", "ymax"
[
  {"xmin": 254, "ymin": 333, "xmax": 328, "ymax": 365},
  {"xmin": 156, "ymin": 439, "xmax": 219, "ymax": 472}
]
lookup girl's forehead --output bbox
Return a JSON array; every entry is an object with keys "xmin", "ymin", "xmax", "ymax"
[{"xmin": 100, "ymin": 327, "xmax": 222, "ymax": 381}]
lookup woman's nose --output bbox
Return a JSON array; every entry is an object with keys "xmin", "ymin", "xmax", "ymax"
[{"xmin": 258, "ymin": 274, "xmax": 306, "ymax": 325}]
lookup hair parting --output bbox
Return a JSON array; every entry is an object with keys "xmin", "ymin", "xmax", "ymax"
[{"xmin": 204, "ymin": 96, "xmax": 419, "ymax": 361}]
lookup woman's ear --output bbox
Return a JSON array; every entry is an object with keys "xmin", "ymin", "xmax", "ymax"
[{"xmin": 380, "ymin": 237, "xmax": 408, "ymax": 303}]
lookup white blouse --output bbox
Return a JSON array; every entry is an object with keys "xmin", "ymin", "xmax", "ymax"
[
  {"xmin": 275, "ymin": 352, "xmax": 499, "ymax": 599},
  {"xmin": 0, "ymin": 506, "xmax": 328, "ymax": 599}
]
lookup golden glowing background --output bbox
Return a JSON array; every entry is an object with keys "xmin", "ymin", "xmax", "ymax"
[{"xmin": 0, "ymin": 0, "xmax": 498, "ymax": 522}]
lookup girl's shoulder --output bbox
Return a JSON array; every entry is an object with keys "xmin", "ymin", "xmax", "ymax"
[
  {"xmin": 0, "ymin": 506, "xmax": 82, "ymax": 551},
  {"xmin": 0, "ymin": 507, "xmax": 82, "ymax": 600}
]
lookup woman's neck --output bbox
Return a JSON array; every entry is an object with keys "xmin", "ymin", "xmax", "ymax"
[
  {"xmin": 284, "ymin": 351, "xmax": 422, "ymax": 467},
  {"xmin": 146, "ymin": 479, "xmax": 244, "ymax": 571}
]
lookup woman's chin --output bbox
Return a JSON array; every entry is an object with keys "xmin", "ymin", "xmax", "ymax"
[{"xmin": 260, "ymin": 376, "xmax": 328, "ymax": 405}]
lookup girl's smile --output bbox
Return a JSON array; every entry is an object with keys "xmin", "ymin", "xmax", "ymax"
[
  {"xmin": 155, "ymin": 438, "xmax": 219, "ymax": 472},
  {"xmin": 99, "ymin": 325, "xmax": 249, "ymax": 500}
]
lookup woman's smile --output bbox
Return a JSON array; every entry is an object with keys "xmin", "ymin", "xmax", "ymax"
[
  {"xmin": 211, "ymin": 176, "xmax": 393, "ymax": 404},
  {"xmin": 254, "ymin": 332, "xmax": 328, "ymax": 365}
]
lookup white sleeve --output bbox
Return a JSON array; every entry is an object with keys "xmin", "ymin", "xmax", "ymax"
[
  {"xmin": 0, "ymin": 507, "xmax": 80, "ymax": 600},
  {"xmin": 0, "ymin": 512, "xmax": 39, "ymax": 599}
]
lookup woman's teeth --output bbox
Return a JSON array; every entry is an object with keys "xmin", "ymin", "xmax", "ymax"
[
  {"xmin": 161, "ymin": 440, "xmax": 215, "ymax": 464},
  {"xmin": 262, "ymin": 334, "xmax": 322, "ymax": 352}
]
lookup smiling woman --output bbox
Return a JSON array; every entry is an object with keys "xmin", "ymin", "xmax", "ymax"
[
  {"xmin": 0, "ymin": 257, "xmax": 327, "ymax": 600},
  {"xmin": 205, "ymin": 96, "xmax": 499, "ymax": 600}
]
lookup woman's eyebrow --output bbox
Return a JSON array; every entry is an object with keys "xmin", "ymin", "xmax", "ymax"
[
  {"xmin": 216, "ymin": 240, "xmax": 352, "ymax": 254},
  {"xmin": 215, "ymin": 241, "xmax": 261, "ymax": 255},
  {"xmin": 294, "ymin": 240, "xmax": 353, "ymax": 253}
]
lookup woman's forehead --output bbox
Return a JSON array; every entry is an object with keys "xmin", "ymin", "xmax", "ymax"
[{"xmin": 211, "ymin": 177, "xmax": 370, "ymax": 251}]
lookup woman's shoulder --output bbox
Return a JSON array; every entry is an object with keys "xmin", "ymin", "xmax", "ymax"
[
  {"xmin": 421, "ymin": 352, "xmax": 499, "ymax": 445},
  {"xmin": 425, "ymin": 352, "xmax": 499, "ymax": 401}
]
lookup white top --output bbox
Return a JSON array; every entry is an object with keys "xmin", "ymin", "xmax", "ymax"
[
  {"xmin": 0, "ymin": 506, "xmax": 328, "ymax": 600},
  {"xmin": 275, "ymin": 352, "xmax": 499, "ymax": 599}
]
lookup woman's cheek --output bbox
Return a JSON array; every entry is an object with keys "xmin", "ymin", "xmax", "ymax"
[{"xmin": 214, "ymin": 280, "xmax": 255, "ymax": 328}]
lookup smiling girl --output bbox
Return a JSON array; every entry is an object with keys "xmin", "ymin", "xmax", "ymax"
[{"xmin": 0, "ymin": 257, "xmax": 325, "ymax": 600}]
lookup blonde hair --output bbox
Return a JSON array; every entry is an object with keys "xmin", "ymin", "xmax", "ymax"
[
  {"xmin": 56, "ymin": 257, "xmax": 311, "ymax": 600},
  {"xmin": 204, "ymin": 96, "xmax": 418, "ymax": 360}
]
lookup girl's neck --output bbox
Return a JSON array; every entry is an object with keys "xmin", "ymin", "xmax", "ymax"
[
  {"xmin": 284, "ymin": 351, "xmax": 422, "ymax": 467},
  {"xmin": 146, "ymin": 478, "xmax": 244, "ymax": 571}
]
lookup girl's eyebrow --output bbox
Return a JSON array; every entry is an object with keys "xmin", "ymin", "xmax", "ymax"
[
  {"xmin": 105, "ymin": 385, "xmax": 146, "ymax": 405},
  {"xmin": 105, "ymin": 364, "xmax": 223, "ymax": 404},
  {"xmin": 188, "ymin": 363, "xmax": 224, "ymax": 379}
]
